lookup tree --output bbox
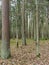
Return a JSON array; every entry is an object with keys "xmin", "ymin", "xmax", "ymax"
[
  {"xmin": 16, "ymin": 0, "xmax": 21, "ymax": 47},
  {"xmin": 21, "ymin": 0, "xmax": 26, "ymax": 45},
  {"xmin": 35, "ymin": 0, "xmax": 40, "ymax": 57},
  {"xmin": 1, "ymin": 0, "xmax": 11, "ymax": 59}
]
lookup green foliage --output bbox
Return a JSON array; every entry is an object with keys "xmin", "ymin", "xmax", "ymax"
[{"xmin": 0, "ymin": 0, "xmax": 49, "ymax": 39}]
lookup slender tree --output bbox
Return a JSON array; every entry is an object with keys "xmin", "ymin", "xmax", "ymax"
[
  {"xmin": 1, "ymin": 0, "xmax": 11, "ymax": 59},
  {"xmin": 15, "ymin": 0, "xmax": 21, "ymax": 47},
  {"xmin": 28, "ymin": 13, "xmax": 30, "ymax": 38},
  {"xmin": 21, "ymin": 0, "xmax": 26, "ymax": 45},
  {"xmin": 35, "ymin": 0, "xmax": 40, "ymax": 57}
]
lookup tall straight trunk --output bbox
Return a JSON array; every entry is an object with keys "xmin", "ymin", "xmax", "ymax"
[
  {"xmin": 45, "ymin": 6, "xmax": 48, "ymax": 39},
  {"xmin": 21, "ymin": 0, "xmax": 26, "ymax": 45},
  {"xmin": 33, "ymin": 19, "xmax": 36, "ymax": 40},
  {"xmin": 16, "ymin": 0, "xmax": 21, "ymax": 47},
  {"xmin": 47, "ymin": 3, "xmax": 49, "ymax": 38},
  {"xmin": 17, "ymin": 0, "xmax": 21, "ymax": 39},
  {"xmin": 33, "ymin": 10, "xmax": 36, "ymax": 41},
  {"xmin": 31, "ymin": 20, "xmax": 33, "ymax": 39},
  {"xmin": 16, "ymin": 21, "xmax": 19, "ymax": 47},
  {"xmin": 1, "ymin": 0, "xmax": 11, "ymax": 59},
  {"xmin": 28, "ymin": 14, "xmax": 30, "ymax": 38},
  {"xmin": 16, "ymin": 0, "xmax": 20, "ymax": 45},
  {"xmin": 12, "ymin": 21, "xmax": 15, "ymax": 39},
  {"xmin": 25, "ymin": 12, "xmax": 27, "ymax": 38},
  {"xmin": 35, "ymin": 0, "xmax": 40, "ymax": 57}
]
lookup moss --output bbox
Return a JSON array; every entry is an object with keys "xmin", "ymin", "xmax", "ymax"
[{"xmin": 1, "ymin": 48, "xmax": 11, "ymax": 59}]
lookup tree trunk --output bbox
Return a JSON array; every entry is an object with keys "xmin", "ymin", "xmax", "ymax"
[
  {"xmin": 21, "ymin": 0, "xmax": 26, "ymax": 45},
  {"xmin": 35, "ymin": 0, "xmax": 40, "ymax": 57},
  {"xmin": 1, "ymin": 0, "xmax": 11, "ymax": 59},
  {"xmin": 33, "ymin": 16, "xmax": 36, "ymax": 41},
  {"xmin": 16, "ymin": 0, "xmax": 21, "ymax": 47},
  {"xmin": 31, "ymin": 19, "xmax": 33, "ymax": 39},
  {"xmin": 28, "ymin": 12, "xmax": 30, "ymax": 38}
]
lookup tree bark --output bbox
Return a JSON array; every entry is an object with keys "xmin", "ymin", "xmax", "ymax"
[
  {"xmin": 21, "ymin": 0, "xmax": 26, "ymax": 45},
  {"xmin": 35, "ymin": 0, "xmax": 40, "ymax": 57},
  {"xmin": 1, "ymin": 0, "xmax": 11, "ymax": 59},
  {"xmin": 28, "ymin": 14, "xmax": 30, "ymax": 38}
]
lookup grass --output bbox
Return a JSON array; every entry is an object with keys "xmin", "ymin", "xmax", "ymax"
[
  {"xmin": 10, "ymin": 39, "xmax": 34, "ymax": 46},
  {"xmin": 0, "ymin": 39, "xmax": 49, "ymax": 45}
]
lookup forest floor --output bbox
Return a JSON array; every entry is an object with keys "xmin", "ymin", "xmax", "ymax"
[{"xmin": 0, "ymin": 39, "xmax": 49, "ymax": 65}]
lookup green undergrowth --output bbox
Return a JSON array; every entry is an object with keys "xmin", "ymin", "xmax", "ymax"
[
  {"xmin": 10, "ymin": 39, "xmax": 34, "ymax": 45},
  {"xmin": 0, "ymin": 39, "xmax": 49, "ymax": 46}
]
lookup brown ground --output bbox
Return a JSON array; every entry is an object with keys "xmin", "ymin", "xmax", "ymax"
[{"xmin": 0, "ymin": 40, "xmax": 49, "ymax": 65}]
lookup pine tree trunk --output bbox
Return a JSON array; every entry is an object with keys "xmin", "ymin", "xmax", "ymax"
[{"xmin": 1, "ymin": 0, "xmax": 11, "ymax": 59}]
